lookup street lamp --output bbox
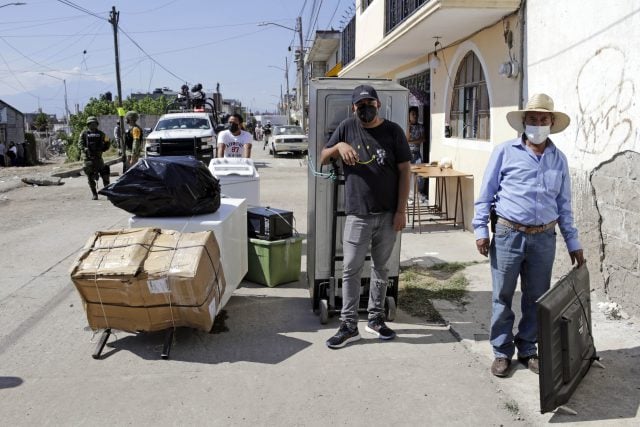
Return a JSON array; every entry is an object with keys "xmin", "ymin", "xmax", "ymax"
[
  {"xmin": 40, "ymin": 72, "xmax": 69, "ymax": 125},
  {"xmin": 0, "ymin": 2, "xmax": 26, "ymax": 8},
  {"xmin": 258, "ymin": 18, "xmax": 306, "ymax": 129}
]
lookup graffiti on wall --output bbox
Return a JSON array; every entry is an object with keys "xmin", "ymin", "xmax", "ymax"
[{"xmin": 575, "ymin": 47, "xmax": 635, "ymax": 156}]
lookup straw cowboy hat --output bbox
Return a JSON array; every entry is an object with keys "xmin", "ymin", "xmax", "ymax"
[{"xmin": 506, "ymin": 93, "xmax": 570, "ymax": 134}]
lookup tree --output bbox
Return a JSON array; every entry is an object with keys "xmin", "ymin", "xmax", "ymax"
[
  {"xmin": 67, "ymin": 95, "xmax": 172, "ymax": 161},
  {"xmin": 33, "ymin": 112, "xmax": 49, "ymax": 132}
]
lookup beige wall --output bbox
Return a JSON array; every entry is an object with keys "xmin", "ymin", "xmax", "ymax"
[
  {"xmin": 352, "ymin": 4, "xmax": 523, "ymax": 231},
  {"xmin": 426, "ymin": 16, "xmax": 521, "ymax": 230}
]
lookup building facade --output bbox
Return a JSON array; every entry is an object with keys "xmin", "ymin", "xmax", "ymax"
[
  {"xmin": 339, "ymin": 0, "xmax": 522, "ymax": 234},
  {"xmin": 329, "ymin": 0, "xmax": 639, "ymax": 315},
  {"xmin": 0, "ymin": 100, "xmax": 25, "ymax": 147}
]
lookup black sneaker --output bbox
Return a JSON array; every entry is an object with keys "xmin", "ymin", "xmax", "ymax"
[
  {"xmin": 365, "ymin": 318, "xmax": 396, "ymax": 340},
  {"xmin": 326, "ymin": 322, "xmax": 360, "ymax": 349}
]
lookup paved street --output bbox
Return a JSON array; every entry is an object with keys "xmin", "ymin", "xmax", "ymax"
[{"xmin": 0, "ymin": 144, "xmax": 638, "ymax": 425}]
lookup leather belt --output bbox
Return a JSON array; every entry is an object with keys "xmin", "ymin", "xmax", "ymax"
[{"xmin": 497, "ymin": 217, "xmax": 557, "ymax": 234}]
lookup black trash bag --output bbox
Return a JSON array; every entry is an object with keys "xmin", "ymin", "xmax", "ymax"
[{"xmin": 99, "ymin": 156, "xmax": 221, "ymax": 217}]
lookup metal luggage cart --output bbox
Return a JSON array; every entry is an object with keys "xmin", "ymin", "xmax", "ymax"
[
  {"xmin": 312, "ymin": 163, "xmax": 398, "ymax": 324},
  {"xmin": 92, "ymin": 328, "xmax": 176, "ymax": 360}
]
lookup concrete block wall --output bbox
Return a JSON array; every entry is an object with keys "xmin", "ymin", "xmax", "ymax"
[{"xmin": 591, "ymin": 151, "xmax": 640, "ymax": 314}]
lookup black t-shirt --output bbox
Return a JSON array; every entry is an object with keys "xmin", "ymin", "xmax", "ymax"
[{"xmin": 326, "ymin": 117, "xmax": 410, "ymax": 215}]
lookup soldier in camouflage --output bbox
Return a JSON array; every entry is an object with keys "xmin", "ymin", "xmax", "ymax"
[
  {"xmin": 125, "ymin": 110, "xmax": 143, "ymax": 166},
  {"xmin": 79, "ymin": 116, "xmax": 110, "ymax": 200}
]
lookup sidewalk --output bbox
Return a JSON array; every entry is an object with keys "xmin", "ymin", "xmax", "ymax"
[{"xmin": 400, "ymin": 227, "xmax": 640, "ymax": 424}]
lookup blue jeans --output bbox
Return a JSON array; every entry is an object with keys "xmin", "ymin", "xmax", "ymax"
[
  {"xmin": 341, "ymin": 213, "xmax": 398, "ymax": 327},
  {"xmin": 489, "ymin": 222, "xmax": 556, "ymax": 359}
]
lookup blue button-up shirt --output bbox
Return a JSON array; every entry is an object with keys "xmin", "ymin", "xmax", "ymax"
[{"xmin": 472, "ymin": 136, "xmax": 581, "ymax": 252}]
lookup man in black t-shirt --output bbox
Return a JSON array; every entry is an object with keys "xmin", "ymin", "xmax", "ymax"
[{"xmin": 320, "ymin": 84, "xmax": 411, "ymax": 349}]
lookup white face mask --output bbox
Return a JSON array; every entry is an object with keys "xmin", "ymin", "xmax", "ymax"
[{"xmin": 524, "ymin": 125, "xmax": 550, "ymax": 145}]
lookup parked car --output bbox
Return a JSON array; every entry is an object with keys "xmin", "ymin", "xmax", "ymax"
[
  {"xmin": 145, "ymin": 112, "xmax": 217, "ymax": 162},
  {"xmin": 269, "ymin": 125, "xmax": 308, "ymax": 157}
]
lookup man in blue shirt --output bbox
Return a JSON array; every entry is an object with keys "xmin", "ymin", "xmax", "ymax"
[{"xmin": 473, "ymin": 93, "xmax": 585, "ymax": 377}]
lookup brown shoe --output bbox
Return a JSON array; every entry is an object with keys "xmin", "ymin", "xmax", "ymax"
[
  {"xmin": 491, "ymin": 357, "xmax": 511, "ymax": 377},
  {"xmin": 518, "ymin": 355, "xmax": 539, "ymax": 374}
]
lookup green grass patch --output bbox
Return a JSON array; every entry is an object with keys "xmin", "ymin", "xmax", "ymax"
[{"xmin": 398, "ymin": 263, "xmax": 473, "ymax": 323}]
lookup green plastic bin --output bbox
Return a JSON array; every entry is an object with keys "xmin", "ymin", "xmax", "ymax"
[{"xmin": 245, "ymin": 236, "xmax": 302, "ymax": 287}]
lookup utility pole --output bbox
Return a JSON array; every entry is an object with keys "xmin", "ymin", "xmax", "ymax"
[
  {"xmin": 62, "ymin": 79, "xmax": 69, "ymax": 126},
  {"xmin": 109, "ymin": 6, "xmax": 127, "ymax": 173},
  {"xmin": 285, "ymin": 57, "xmax": 291, "ymax": 124},
  {"xmin": 296, "ymin": 16, "xmax": 305, "ymax": 130}
]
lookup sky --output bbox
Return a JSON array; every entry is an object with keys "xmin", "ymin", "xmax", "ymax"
[{"xmin": 0, "ymin": 0, "xmax": 353, "ymax": 117}]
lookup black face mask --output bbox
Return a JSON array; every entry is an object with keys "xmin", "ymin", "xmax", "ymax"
[
  {"xmin": 357, "ymin": 104, "xmax": 377, "ymax": 123},
  {"xmin": 229, "ymin": 123, "xmax": 239, "ymax": 132}
]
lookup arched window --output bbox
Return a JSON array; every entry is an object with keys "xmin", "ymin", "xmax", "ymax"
[{"xmin": 449, "ymin": 51, "xmax": 490, "ymax": 140}]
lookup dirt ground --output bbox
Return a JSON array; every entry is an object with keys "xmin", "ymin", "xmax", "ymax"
[{"xmin": 0, "ymin": 155, "xmax": 73, "ymax": 179}]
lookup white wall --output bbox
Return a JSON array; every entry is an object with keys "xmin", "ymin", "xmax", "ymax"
[
  {"xmin": 526, "ymin": 0, "xmax": 640, "ymax": 171},
  {"xmin": 355, "ymin": 0, "xmax": 385, "ymax": 58},
  {"xmin": 526, "ymin": 0, "xmax": 640, "ymax": 311}
]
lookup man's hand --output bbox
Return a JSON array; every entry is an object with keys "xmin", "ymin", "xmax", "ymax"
[
  {"xmin": 393, "ymin": 212, "xmax": 406, "ymax": 231},
  {"xmin": 476, "ymin": 238, "xmax": 490, "ymax": 257},
  {"xmin": 337, "ymin": 142, "xmax": 359, "ymax": 165},
  {"xmin": 569, "ymin": 249, "xmax": 585, "ymax": 267}
]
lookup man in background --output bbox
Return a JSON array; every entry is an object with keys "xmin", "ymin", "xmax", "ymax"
[
  {"xmin": 79, "ymin": 117, "xmax": 110, "ymax": 200},
  {"xmin": 125, "ymin": 111, "xmax": 143, "ymax": 166}
]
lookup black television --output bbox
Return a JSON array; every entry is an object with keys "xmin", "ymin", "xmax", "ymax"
[{"xmin": 537, "ymin": 263, "xmax": 597, "ymax": 413}]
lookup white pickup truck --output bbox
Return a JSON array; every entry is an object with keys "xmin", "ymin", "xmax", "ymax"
[{"xmin": 145, "ymin": 112, "xmax": 217, "ymax": 162}]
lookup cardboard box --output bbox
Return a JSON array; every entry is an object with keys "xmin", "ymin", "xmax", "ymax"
[
  {"xmin": 70, "ymin": 228, "xmax": 226, "ymax": 332},
  {"xmin": 83, "ymin": 281, "xmax": 221, "ymax": 332},
  {"xmin": 71, "ymin": 228, "xmax": 225, "ymax": 307}
]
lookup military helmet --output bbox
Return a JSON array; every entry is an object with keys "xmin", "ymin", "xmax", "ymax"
[
  {"xmin": 125, "ymin": 110, "xmax": 139, "ymax": 122},
  {"xmin": 86, "ymin": 116, "xmax": 99, "ymax": 125}
]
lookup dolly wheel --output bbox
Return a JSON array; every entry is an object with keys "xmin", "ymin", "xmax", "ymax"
[
  {"xmin": 385, "ymin": 296, "xmax": 397, "ymax": 322},
  {"xmin": 319, "ymin": 299, "xmax": 329, "ymax": 324}
]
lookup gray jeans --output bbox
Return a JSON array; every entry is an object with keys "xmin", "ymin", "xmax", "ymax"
[{"xmin": 341, "ymin": 213, "xmax": 398, "ymax": 327}]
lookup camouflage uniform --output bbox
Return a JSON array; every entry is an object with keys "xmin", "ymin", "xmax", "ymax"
[
  {"xmin": 125, "ymin": 111, "xmax": 143, "ymax": 166},
  {"xmin": 79, "ymin": 117, "xmax": 110, "ymax": 200}
]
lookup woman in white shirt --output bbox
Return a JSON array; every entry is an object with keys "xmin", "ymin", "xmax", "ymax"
[{"xmin": 217, "ymin": 114, "xmax": 253, "ymax": 158}]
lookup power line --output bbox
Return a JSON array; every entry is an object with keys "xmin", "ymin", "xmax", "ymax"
[
  {"xmin": 55, "ymin": 0, "xmax": 107, "ymax": 22},
  {"xmin": 0, "ymin": 36, "xmax": 57, "ymax": 72},
  {"xmin": 309, "ymin": 0, "xmax": 325, "ymax": 40},
  {"xmin": 326, "ymin": 0, "xmax": 342, "ymax": 28},
  {"xmin": 0, "ymin": 50, "xmax": 39, "ymax": 100},
  {"xmin": 298, "ymin": 0, "xmax": 309, "ymax": 17},
  {"xmin": 33, "ymin": 21, "xmax": 106, "ymax": 66},
  {"xmin": 305, "ymin": 0, "xmax": 317, "ymax": 43},
  {"xmin": 1, "ymin": 18, "xmax": 295, "ymax": 37},
  {"xmin": 125, "ymin": 0, "xmax": 178, "ymax": 15},
  {"xmin": 118, "ymin": 27, "xmax": 185, "ymax": 82},
  {"xmin": 0, "ymin": 12, "xmax": 92, "ymax": 28}
]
